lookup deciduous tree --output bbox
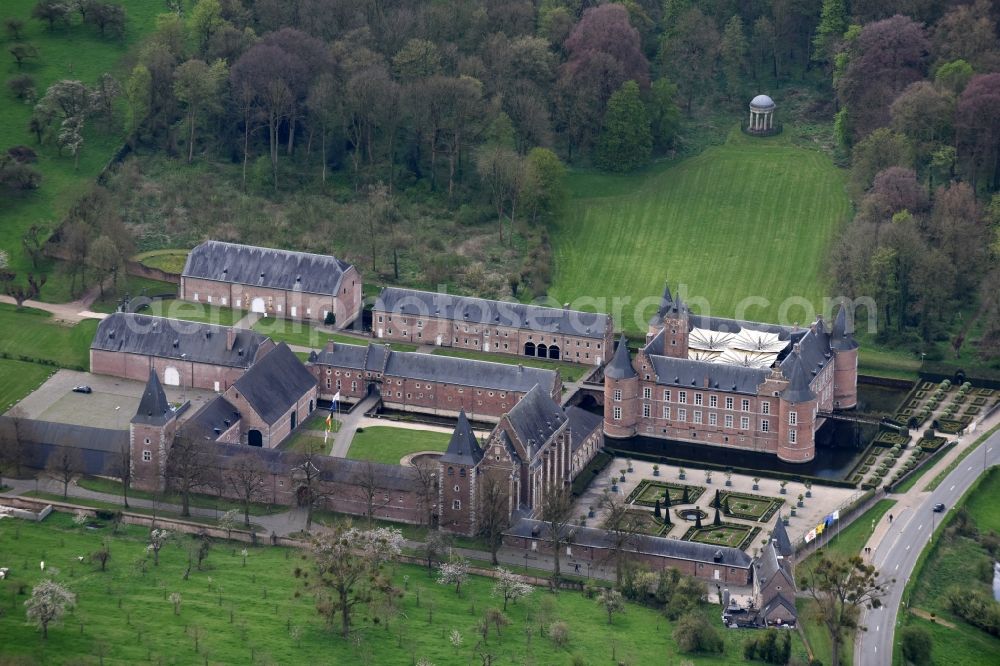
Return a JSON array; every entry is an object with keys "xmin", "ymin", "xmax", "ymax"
[
  {"xmin": 45, "ymin": 446, "xmax": 83, "ymax": 499},
  {"xmin": 174, "ymin": 58, "xmax": 227, "ymax": 163},
  {"xmin": 596, "ymin": 80, "xmax": 651, "ymax": 173},
  {"xmin": 25, "ymin": 581, "xmax": 75, "ymax": 639},
  {"xmin": 165, "ymin": 432, "xmax": 216, "ymax": 517},
  {"xmin": 540, "ymin": 485, "xmax": 574, "ymax": 589},
  {"xmin": 477, "ymin": 473, "xmax": 511, "ymax": 565},
  {"xmin": 228, "ymin": 453, "xmax": 267, "ymax": 527}
]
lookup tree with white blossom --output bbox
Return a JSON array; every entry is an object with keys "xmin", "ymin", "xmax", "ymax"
[
  {"xmin": 491, "ymin": 567, "xmax": 532, "ymax": 611},
  {"xmin": 147, "ymin": 529, "xmax": 170, "ymax": 566},
  {"xmin": 437, "ymin": 556, "xmax": 470, "ymax": 596},
  {"xmin": 24, "ymin": 580, "xmax": 75, "ymax": 639}
]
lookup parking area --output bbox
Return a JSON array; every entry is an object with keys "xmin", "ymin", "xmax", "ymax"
[{"xmin": 11, "ymin": 369, "xmax": 218, "ymax": 430}]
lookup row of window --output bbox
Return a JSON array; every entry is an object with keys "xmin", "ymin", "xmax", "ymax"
[{"xmin": 616, "ymin": 389, "xmax": 802, "ymax": 426}]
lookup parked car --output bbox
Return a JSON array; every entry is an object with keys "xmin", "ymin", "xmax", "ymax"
[
  {"xmin": 72, "ymin": 385, "xmax": 92, "ymax": 394},
  {"xmin": 932, "ymin": 502, "xmax": 945, "ymax": 513}
]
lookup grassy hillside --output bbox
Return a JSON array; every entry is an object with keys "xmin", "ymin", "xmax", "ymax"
[
  {"xmin": 0, "ymin": 303, "xmax": 97, "ymax": 369},
  {"xmin": 0, "ymin": 512, "xmax": 809, "ymax": 664},
  {"xmin": 0, "ymin": 0, "xmax": 161, "ymax": 302},
  {"xmin": 550, "ymin": 131, "xmax": 851, "ymax": 335}
]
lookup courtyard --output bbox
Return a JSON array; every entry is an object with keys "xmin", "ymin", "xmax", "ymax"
[{"xmin": 577, "ymin": 455, "xmax": 859, "ymax": 553}]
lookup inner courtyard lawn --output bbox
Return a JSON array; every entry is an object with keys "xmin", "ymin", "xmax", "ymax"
[
  {"xmin": 0, "ymin": 0, "xmax": 163, "ymax": 303},
  {"xmin": 346, "ymin": 426, "xmax": 451, "ymax": 465},
  {"xmin": 430, "ymin": 348, "xmax": 590, "ymax": 382},
  {"xmin": 0, "ymin": 304, "xmax": 98, "ymax": 370},
  {"xmin": 550, "ymin": 134, "xmax": 851, "ymax": 334},
  {"xmin": 0, "ymin": 513, "xmax": 811, "ymax": 664},
  {"xmin": 0, "ymin": 358, "xmax": 54, "ymax": 411},
  {"xmin": 252, "ymin": 319, "xmax": 417, "ymax": 352}
]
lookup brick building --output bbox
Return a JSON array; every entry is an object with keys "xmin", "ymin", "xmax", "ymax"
[
  {"xmin": 438, "ymin": 387, "xmax": 604, "ymax": 536},
  {"xmin": 503, "ymin": 519, "xmax": 753, "ymax": 585},
  {"xmin": 90, "ymin": 312, "xmax": 273, "ymax": 391},
  {"xmin": 372, "ymin": 287, "xmax": 613, "ymax": 365},
  {"xmin": 604, "ymin": 286, "xmax": 859, "ymax": 463},
  {"xmin": 307, "ymin": 341, "xmax": 562, "ymax": 422},
  {"xmin": 180, "ymin": 241, "xmax": 362, "ymax": 327}
]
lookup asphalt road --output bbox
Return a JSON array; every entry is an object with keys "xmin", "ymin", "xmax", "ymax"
[{"xmin": 854, "ymin": 429, "xmax": 1000, "ymax": 665}]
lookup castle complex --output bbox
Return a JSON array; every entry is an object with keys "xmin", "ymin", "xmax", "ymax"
[{"xmin": 604, "ymin": 287, "xmax": 858, "ymax": 463}]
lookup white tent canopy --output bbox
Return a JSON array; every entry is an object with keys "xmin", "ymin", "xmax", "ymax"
[{"xmin": 686, "ymin": 326, "xmax": 788, "ymax": 368}]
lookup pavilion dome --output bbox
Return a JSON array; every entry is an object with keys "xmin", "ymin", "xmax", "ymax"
[{"xmin": 750, "ymin": 94, "xmax": 775, "ymax": 110}]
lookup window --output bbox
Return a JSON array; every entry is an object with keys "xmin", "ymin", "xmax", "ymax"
[
  {"xmin": 142, "ymin": 450, "xmax": 151, "ymax": 462},
  {"xmin": 459, "ymin": 468, "xmax": 466, "ymax": 477},
  {"xmin": 643, "ymin": 387, "xmax": 652, "ymax": 399},
  {"xmin": 709, "ymin": 395, "xmax": 717, "ymax": 408},
  {"xmin": 789, "ymin": 412, "xmax": 798, "ymax": 426},
  {"xmin": 694, "ymin": 393, "xmax": 703, "ymax": 406},
  {"xmin": 613, "ymin": 389, "xmax": 622, "ymax": 401},
  {"xmin": 725, "ymin": 414, "xmax": 733, "ymax": 428},
  {"xmin": 761, "ymin": 419, "xmax": 769, "ymax": 432},
  {"xmin": 726, "ymin": 397, "xmax": 734, "ymax": 410},
  {"xmin": 678, "ymin": 408, "xmax": 687, "ymax": 422},
  {"xmin": 663, "ymin": 406, "xmax": 671, "ymax": 419},
  {"xmin": 207, "ymin": 295, "xmax": 212, "ymax": 303},
  {"xmin": 679, "ymin": 391, "xmax": 687, "ymax": 404},
  {"xmin": 761, "ymin": 401, "xmax": 770, "ymax": 415},
  {"xmin": 741, "ymin": 399, "xmax": 750, "ymax": 412},
  {"xmin": 709, "ymin": 413, "xmax": 717, "ymax": 426},
  {"xmin": 144, "ymin": 438, "xmax": 150, "ymax": 445},
  {"xmin": 789, "ymin": 430, "xmax": 797, "ymax": 444},
  {"xmin": 326, "ymin": 378, "xmax": 331, "ymax": 389},
  {"xmin": 740, "ymin": 416, "xmax": 750, "ymax": 430},
  {"xmin": 693, "ymin": 411, "xmax": 703, "ymax": 424},
  {"xmin": 613, "ymin": 406, "xmax": 622, "ymax": 420},
  {"xmin": 448, "ymin": 467, "xmax": 454, "ymax": 476},
  {"xmin": 452, "ymin": 500, "xmax": 461, "ymax": 510},
  {"xmin": 663, "ymin": 389, "xmax": 671, "ymax": 401},
  {"xmin": 642, "ymin": 403, "xmax": 650, "ymax": 418}
]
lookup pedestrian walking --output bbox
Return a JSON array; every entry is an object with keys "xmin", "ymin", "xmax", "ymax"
[{"xmin": 889, "ymin": 513, "xmax": 893, "ymax": 524}]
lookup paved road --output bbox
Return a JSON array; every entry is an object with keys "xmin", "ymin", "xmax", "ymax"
[{"xmin": 855, "ymin": 427, "xmax": 1000, "ymax": 665}]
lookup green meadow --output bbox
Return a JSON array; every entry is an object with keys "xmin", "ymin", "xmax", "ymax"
[
  {"xmin": 347, "ymin": 426, "xmax": 451, "ymax": 465},
  {"xmin": 551, "ymin": 131, "xmax": 851, "ymax": 335}
]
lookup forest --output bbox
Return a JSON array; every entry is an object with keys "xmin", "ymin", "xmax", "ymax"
[{"xmin": 2, "ymin": 0, "xmax": 1000, "ymax": 363}]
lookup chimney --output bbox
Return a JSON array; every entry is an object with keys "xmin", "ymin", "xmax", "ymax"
[
  {"xmin": 226, "ymin": 327, "xmax": 237, "ymax": 351},
  {"xmin": 703, "ymin": 376, "xmax": 710, "ymax": 388}
]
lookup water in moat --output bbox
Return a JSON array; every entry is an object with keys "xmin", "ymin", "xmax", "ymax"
[{"xmin": 598, "ymin": 380, "xmax": 913, "ymax": 481}]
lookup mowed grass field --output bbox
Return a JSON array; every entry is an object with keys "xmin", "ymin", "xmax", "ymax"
[
  {"xmin": 551, "ymin": 133, "xmax": 851, "ymax": 335},
  {"xmin": 0, "ymin": 0, "xmax": 162, "ymax": 303},
  {"xmin": 0, "ymin": 512, "xmax": 812, "ymax": 664},
  {"xmin": 0, "ymin": 303, "xmax": 97, "ymax": 370},
  {"xmin": 0, "ymin": 358, "xmax": 54, "ymax": 411},
  {"xmin": 347, "ymin": 426, "xmax": 452, "ymax": 465}
]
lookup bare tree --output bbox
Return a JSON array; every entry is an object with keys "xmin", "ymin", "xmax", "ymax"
[
  {"xmin": 165, "ymin": 432, "xmax": 215, "ymax": 517},
  {"xmin": 539, "ymin": 485, "xmax": 574, "ymax": 590},
  {"xmin": 352, "ymin": 460, "xmax": 388, "ymax": 528},
  {"xmin": 45, "ymin": 447, "xmax": 83, "ymax": 499},
  {"xmin": 228, "ymin": 453, "xmax": 267, "ymax": 527},
  {"xmin": 412, "ymin": 458, "xmax": 438, "ymax": 527},
  {"xmin": 106, "ymin": 440, "xmax": 132, "ymax": 508},
  {"xmin": 477, "ymin": 473, "xmax": 511, "ymax": 565},
  {"xmin": 422, "ymin": 530, "xmax": 450, "ymax": 571},
  {"xmin": 598, "ymin": 490, "xmax": 642, "ymax": 586},
  {"xmin": 0, "ymin": 408, "xmax": 30, "ymax": 485},
  {"xmin": 290, "ymin": 451, "xmax": 332, "ymax": 532}
]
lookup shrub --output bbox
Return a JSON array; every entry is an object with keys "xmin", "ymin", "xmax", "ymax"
[
  {"xmin": 673, "ymin": 612, "xmax": 723, "ymax": 654},
  {"xmin": 548, "ymin": 621, "xmax": 570, "ymax": 648},
  {"xmin": 900, "ymin": 626, "xmax": 932, "ymax": 666},
  {"xmin": 943, "ymin": 586, "xmax": 1000, "ymax": 636},
  {"xmin": 743, "ymin": 628, "xmax": 791, "ymax": 664}
]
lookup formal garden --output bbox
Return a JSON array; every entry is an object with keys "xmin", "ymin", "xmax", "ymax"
[
  {"xmin": 895, "ymin": 380, "xmax": 997, "ymax": 433},
  {"xmin": 681, "ymin": 523, "xmax": 760, "ymax": 551},
  {"xmin": 718, "ymin": 492, "xmax": 783, "ymax": 523},
  {"xmin": 625, "ymin": 479, "xmax": 705, "ymax": 508}
]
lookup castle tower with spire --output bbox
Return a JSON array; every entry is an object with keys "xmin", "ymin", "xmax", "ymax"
[
  {"xmin": 648, "ymin": 284, "xmax": 689, "ymax": 357},
  {"xmin": 130, "ymin": 368, "xmax": 180, "ymax": 492},
  {"xmin": 604, "ymin": 334, "xmax": 639, "ymax": 438},
  {"xmin": 830, "ymin": 305, "xmax": 859, "ymax": 409},
  {"xmin": 439, "ymin": 410, "xmax": 484, "ymax": 536},
  {"xmin": 776, "ymin": 345, "xmax": 818, "ymax": 463}
]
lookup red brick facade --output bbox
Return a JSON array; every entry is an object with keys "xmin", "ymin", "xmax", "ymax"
[{"xmin": 90, "ymin": 346, "xmax": 273, "ymax": 393}]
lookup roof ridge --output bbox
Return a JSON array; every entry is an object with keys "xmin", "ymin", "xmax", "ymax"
[{"xmin": 197, "ymin": 239, "xmax": 346, "ymax": 265}]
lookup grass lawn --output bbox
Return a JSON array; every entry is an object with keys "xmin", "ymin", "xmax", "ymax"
[
  {"xmin": 252, "ymin": 319, "xmax": 417, "ymax": 352},
  {"xmin": 683, "ymin": 522, "xmax": 758, "ymax": 549},
  {"xmin": 430, "ymin": 347, "xmax": 591, "ymax": 382},
  {"xmin": 719, "ymin": 492, "xmax": 784, "ymax": 523},
  {"xmin": 0, "ymin": 358, "xmax": 54, "ymax": 411},
  {"xmin": 626, "ymin": 479, "xmax": 705, "ymax": 507},
  {"xmin": 798, "ymin": 597, "xmax": 853, "ymax": 666},
  {"xmin": 551, "ymin": 132, "xmax": 851, "ymax": 334},
  {"xmin": 0, "ymin": 303, "xmax": 98, "ymax": 370},
  {"xmin": 346, "ymin": 426, "xmax": 451, "ymax": 465},
  {"xmin": 133, "ymin": 249, "xmax": 190, "ymax": 274},
  {"xmin": 0, "ymin": 512, "xmax": 811, "ymax": 665},
  {"xmin": 924, "ymin": 424, "xmax": 1000, "ymax": 492},
  {"xmin": 895, "ymin": 468, "xmax": 1000, "ymax": 665},
  {"xmin": 857, "ymin": 344, "xmax": 922, "ymax": 381},
  {"xmin": 20, "ymin": 491, "xmax": 238, "ymax": 528},
  {"xmin": 85, "ymin": 277, "xmax": 180, "ymax": 313},
  {"xmin": 73, "ymin": 476, "xmax": 285, "ymax": 517},
  {"xmin": 798, "ymin": 499, "xmax": 895, "ymax": 574},
  {"xmin": 0, "ymin": 1, "xmax": 162, "ymax": 303},
  {"xmin": 279, "ymin": 415, "xmax": 342, "ymax": 455}
]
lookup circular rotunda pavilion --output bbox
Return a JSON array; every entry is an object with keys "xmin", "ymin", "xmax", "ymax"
[{"xmin": 748, "ymin": 94, "xmax": 776, "ymax": 133}]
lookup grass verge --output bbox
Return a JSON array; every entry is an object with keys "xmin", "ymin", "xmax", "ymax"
[
  {"xmin": 0, "ymin": 303, "xmax": 98, "ymax": 369},
  {"xmin": 0, "ymin": 358, "xmax": 55, "ymax": 411},
  {"xmin": 924, "ymin": 424, "xmax": 1000, "ymax": 492},
  {"xmin": 74, "ymin": 476, "xmax": 284, "ymax": 516},
  {"xmin": 798, "ymin": 499, "xmax": 896, "ymax": 574}
]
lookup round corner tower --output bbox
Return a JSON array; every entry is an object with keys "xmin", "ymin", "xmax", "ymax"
[
  {"xmin": 776, "ymin": 349, "xmax": 817, "ymax": 464},
  {"xmin": 604, "ymin": 335, "xmax": 638, "ymax": 439},
  {"xmin": 830, "ymin": 305, "xmax": 859, "ymax": 410}
]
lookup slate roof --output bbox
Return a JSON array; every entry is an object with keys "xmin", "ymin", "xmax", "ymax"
[
  {"xmin": 132, "ymin": 369, "xmax": 174, "ymax": 426},
  {"xmin": 232, "ymin": 343, "xmax": 317, "ymax": 425},
  {"xmin": 755, "ymin": 541, "xmax": 794, "ymax": 590},
  {"xmin": 605, "ymin": 334, "xmax": 637, "ymax": 379},
  {"xmin": 565, "ymin": 406, "xmax": 603, "ymax": 453},
  {"xmin": 92, "ymin": 313, "xmax": 266, "ymax": 369},
  {"xmin": 647, "ymin": 355, "xmax": 770, "ymax": 395},
  {"xmin": 373, "ymin": 287, "xmax": 609, "ymax": 339},
  {"xmin": 505, "ymin": 385, "xmax": 567, "ymax": 455},
  {"xmin": 182, "ymin": 240, "xmax": 353, "ymax": 296},
  {"xmin": 830, "ymin": 304, "xmax": 859, "ymax": 351},
  {"xmin": 507, "ymin": 518, "xmax": 753, "ymax": 567},
  {"xmin": 770, "ymin": 516, "xmax": 794, "ymax": 558},
  {"xmin": 0, "ymin": 417, "xmax": 128, "ymax": 454},
  {"xmin": 759, "ymin": 595, "xmax": 797, "ymax": 621},
  {"xmin": 182, "ymin": 395, "xmax": 241, "ymax": 442},
  {"xmin": 780, "ymin": 350, "xmax": 816, "ymax": 404},
  {"xmin": 440, "ymin": 411, "xmax": 484, "ymax": 466}
]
